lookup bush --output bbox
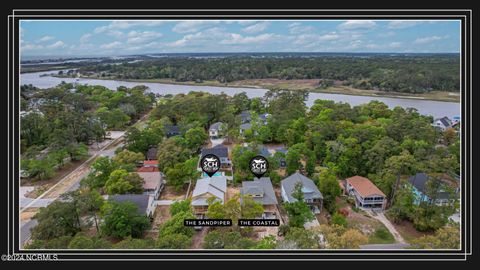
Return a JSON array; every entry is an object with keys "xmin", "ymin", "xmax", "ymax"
[
  {"xmin": 157, "ymin": 233, "xmax": 192, "ymax": 249},
  {"xmin": 331, "ymin": 212, "xmax": 348, "ymax": 227}
]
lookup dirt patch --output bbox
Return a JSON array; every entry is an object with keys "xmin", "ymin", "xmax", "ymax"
[
  {"xmin": 151, "ymin": 205, "xmax": 171, "ymax": 231},
  {"xmin": 344, "ymin": 206, "xmax": 383, "ymax": 235},
  {"xmin": 21, "ymin": 208, "xmax": 40, "ymax": 222},
  {"xmin": 159, "ymin": 186, "xmax": 186, "ymax": 200},
  {"xmin": 226, "ymin": 187, "xmax": 240, "ymax": 200},
  {"xmin": 191, "ymin": 227, "xmax": 210, "ymax": 249}
]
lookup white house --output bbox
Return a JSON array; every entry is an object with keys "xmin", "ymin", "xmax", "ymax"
[
  {"xmin": 433, "ymin": 117, "xmax": 452, "ymax": 131},
  {"xmin": 209, "ymin": 122, "xmax": 224, "ymax": 139},
  {"xmin": 345, "ymin": 176, "xmax": 386, "ymax": 210},
  {"xmin": 191, "ymin": 176, "xmax": 227, "ymax": 216}
]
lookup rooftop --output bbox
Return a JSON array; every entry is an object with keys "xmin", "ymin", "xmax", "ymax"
[
  {"xmin": 241, "ymin": 177, "xmax": 278, "ymax": 205},
  {"xmin": 281, "ymin": 172, "xmax": 322, "ymax": 201},
  {"xmin": 346, "ymin": 176, "xmax": 386, "ymax": 198}
]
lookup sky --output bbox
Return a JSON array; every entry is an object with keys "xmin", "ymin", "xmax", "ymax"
[{"xmin": 20, "ymin": 20, "xmax": 461, "ymax": 58}]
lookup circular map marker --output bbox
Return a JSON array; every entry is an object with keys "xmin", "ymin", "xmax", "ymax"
[
  {"xmin": 200, "ymin": 154, "xmax": 221, "ymax": 177},
  {"xmin": 249, "ymin": 155, "xmax": 269, "ymax": 178}
]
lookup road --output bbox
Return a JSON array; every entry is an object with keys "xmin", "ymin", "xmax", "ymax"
[
  {"xmin": 19, "ymin": 132, "xmax": 125, "ymax": 247},
  {"xmin": 360, "ymin": 243, "xmax": 410, "ymax": 249}
]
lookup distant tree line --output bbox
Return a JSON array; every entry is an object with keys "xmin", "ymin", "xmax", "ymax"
[{"xmin": 77, "ymin": 55, "xmax": 460, "ymax": 93}]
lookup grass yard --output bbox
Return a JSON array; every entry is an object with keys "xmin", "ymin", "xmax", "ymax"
[{"xmin": 368, "ymin": 226, "xmax": 396, "ymax": 244}]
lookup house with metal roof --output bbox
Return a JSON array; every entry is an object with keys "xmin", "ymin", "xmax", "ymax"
[
  {"xmin": 433, "ymin": 116, "xmax": 453, "ymax": 131},
  {"xmin": 200, "ymin": 144, "xmax": 231, "ymax": 167},
  {"xmin": 191, "ymin": 176, "xmax": 227, "ymax": 216},
  {"xmin": 345, "ymin": 176, "xmax": 386, "ymax": 210},
  {"xmin": 407, "ymin": 173, "xmax": 457, "ymax": 206},
  {"xmin": 281, "ymin": 172, "xmax": 323, "ymax": 213}
]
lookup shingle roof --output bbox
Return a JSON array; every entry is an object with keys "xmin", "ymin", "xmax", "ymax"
[
  {"xmin": 239, "ymin": 123, "xmax": 252, "ymax": 130},
  {"xmin": 164, "ymin": 125, "xmax": 180, "ymax": 136},
  {"xmin": 143, "ymin": 160, "xmax": 158, "ymax": 166},
  {"xmin": 346, "ymin": 176, "xmax": 386, "ymax": 198},
  {"xmin": 408, "ymin": 173, "xmax": 429, "ymax": 193},
  {"xmin": 146, "ymin": 147, "xmax": 157, "ymax": 160},
  {"xmin": 209, "ymin": 122, "xmax": 223, "ymax": 131},
  {"xmin": 435, "ymin": 117, "xmax": 452, "ymax": 127},
  {"xmin": 192, "ymin": 176, "xmax": 227, "ymax": 206},
  {"xmin": 109, "ymin": 194, "xmax": 150, "ymax": 215},
  {"xmin": 201, "ymin": 144, "xmax": 228, "ymax": 158},
  {"xmin": 137, "ymin": 171, "xmax": 162, "ymax": 190},
  {"xmin": 137, "ymin": 166, "xmax": 159, "ymax": 172},
  {"xmin": 281, "ymin": 172, "xmax": 323, "ymax": 201},
  {"xmin": 241, "ymin": 177, "xmax": 278, "ymax": 205}
]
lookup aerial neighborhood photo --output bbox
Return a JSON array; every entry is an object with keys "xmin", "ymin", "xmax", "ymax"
[{"xmin": 18, "ymin": 19, "xmax": 461, "ymax": 251}]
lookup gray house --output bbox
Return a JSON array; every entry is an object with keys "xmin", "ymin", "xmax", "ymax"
[
  {"xmin": 201, "ymin": 144, "xmax": 231, "ymax": 168},
  {"xmin": 241, "ymin": 177, "xmax": 278, "ymax": 218},
  {"xmin": 209, "ymin": 122, "xmax": 224, "ymax": 139},
  {"xmin": 281, "ymin": 172, "xmax": 323, "ymax": 213},
  {"xmin": 108, "ymin": 194, "xmax": 156, "ymax": 219}
]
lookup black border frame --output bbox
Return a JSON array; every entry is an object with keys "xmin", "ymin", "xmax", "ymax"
[{"xmin": 4, "ymin": 9, "xmax": 473, "ymax": 261}]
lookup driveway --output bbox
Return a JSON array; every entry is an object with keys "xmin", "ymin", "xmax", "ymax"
[{"xmin": 366, "ymin": 210, "xmax": 406, "ymax": 244}]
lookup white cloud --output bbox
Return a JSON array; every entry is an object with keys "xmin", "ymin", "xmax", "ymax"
[
  {"xmin": 47, "ymin": 41, "xmax": 65, "ymax": 49},
  {"xmin": 288, "ymin": 22, "xmax": 315, "ymax": 34},
  {"xmin": 126, "ymin": 31, "xmax": 162, "ymax": 44},
  {"xmin": 80, "ymin": 33, "xmax": 92, "ymax": 44},
  {"xmin": 100, "ymin": 41, "xmax": 122, "ymax": 49},
  {"xmin": 378, "ymin": 31, "xmax": 396, "ymax": 38},
  {"xmin": 172, "ymin": 21, "xmax": 220, "ymax": 33},
  {"xmin": 413, "ymin": 35, "xmax": 447, "ymax": 44},
  {"xmin": 293, "ymin": 32, "xmax": 340, "ymax": 46},
  {"xmin": 220, "ymin": 33, "xmax": 280, "ymax": 45},
  {"xmin": 37, "ymin": 35, "xmax": 54, "ymax": 43},
  {"xmin": 94, "ymin": 20, "xmax": 165, "ymax": 34},
  {"xmin": 21, "ymin": 43, "xmax": 44, "ymax": 51},
  {"xmin": 389, "ymin": 41, "xmax": 403, "ymax": 48},
  {"xmin": 338, "ymin": 20, "xmax": 376, "ymax": 30},
  {"xmin": 388, "ymin": 21, "xmax": 423, "ymax": 29},
  {"xmin": 242, "ymin": 22, "xmax": 269, "ymax": 34}
]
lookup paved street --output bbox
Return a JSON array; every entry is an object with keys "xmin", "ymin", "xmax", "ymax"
[{"xmin": 360, "ymin": 243, "xmax": 410, "ymax": 249}]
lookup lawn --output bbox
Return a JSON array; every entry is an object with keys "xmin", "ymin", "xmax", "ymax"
[{"xmin": 368, "ymin": 226, "xmax": 395, "ymax": 244}]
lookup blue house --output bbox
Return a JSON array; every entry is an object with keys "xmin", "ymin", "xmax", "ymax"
[{"xmin": 407, "ymin": 173, "xmax": 455, "ymax": 206}]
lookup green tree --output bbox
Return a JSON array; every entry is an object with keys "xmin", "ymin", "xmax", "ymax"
[
  {"xmin": 114, "ymin": 237, "xmax": 156, "ymax": 249},
  {"xmin": 286, "ymin": 149, "xmax": 301, "ymax": 175},
  {"xmin": 283, "ymin": 182, "xmax": 315, "ymax": 227},
  {"xmin": 112, "ymin": 150, "xmax": 145, "ymax": 170},
  {"xmin": 170, "ymin": 199, "xmax": 192, "ymax": 216},
  {"xmin": 157, "ymin": 233, "xmax": 192, "ymax": 249},
  {"xmin": 316, "ymin": 168, "xmax": 341, "ymax": 213},
  {"xmin": 68, "ymin": 234, "xmax": 112, "ymax": 249},
  {"xmin": 184, "ymin": 127, "xmax": 208, "ymax": 151},
  {"xmin": 104, "ymin": 169, "xmax": 144, "ymax": 195},
  {"xmin": 100, "ymin": 201, "xmax": 150, "ymax": 239},
  {"xmin": 31, "ymin": 201, "xmax": 81, "ymax": 240},
  {"xmin": 279, "ymin": 227, "xmax": 320, "ymax": 249},
  {"xmin": 410, "ymin": 226, "xmax": 460, "ymax": 249}
]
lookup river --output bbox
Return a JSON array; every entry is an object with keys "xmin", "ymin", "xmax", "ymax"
[{"xmin": 21, "ymin": 70, "xmax": 460, "ymax": 119}]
